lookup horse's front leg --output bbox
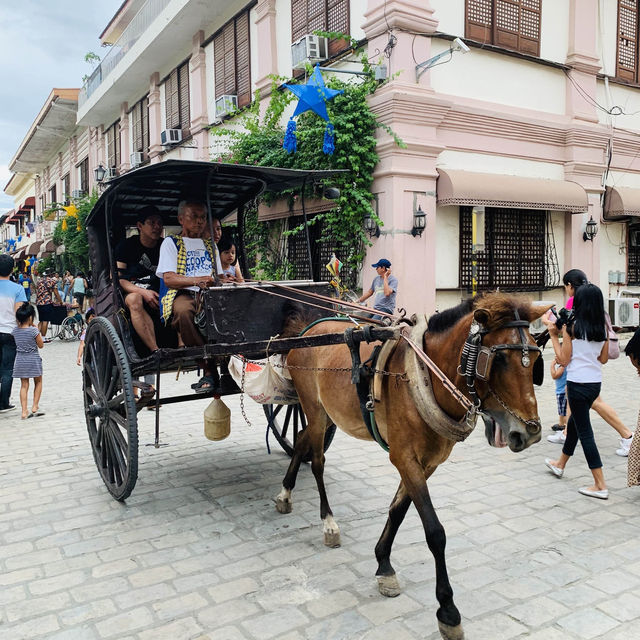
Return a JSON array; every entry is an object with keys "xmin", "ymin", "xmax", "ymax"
[
  {"xmin": 375, "ymin": 481, "xmax": 411, "ymax": 597},
  {"xmin": 275, "ymin": 425, "xmax": 311, "ymax": 515},
  {"xmin": 398, "ymin": 461, "xmax": 464, "ymax": 640}
]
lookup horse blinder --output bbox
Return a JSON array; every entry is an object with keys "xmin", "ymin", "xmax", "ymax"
[{"xmin": 532, "ymin": 354, "xmax": 544, "ymax": 386}]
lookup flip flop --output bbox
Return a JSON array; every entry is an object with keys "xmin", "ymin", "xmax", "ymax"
[
  {"xmin": 193, "ymin": 375, "xmax": 215, "ymax": 394},
  {"xmin": 32, "ymin": 411, "xmax": 45, "ymax": 417},
  {"xmin": 22, "ymin": 413, "xmax": 34, "ymax": 420}
]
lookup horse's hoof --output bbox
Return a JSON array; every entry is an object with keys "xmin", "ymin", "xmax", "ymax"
[
  {"xmin": 438, "ymin": 621, "xmax": 465, "ymax": 640},
  {"xmin": 323, "ymin": 531, "xmax": 341, "ymax": 547},
  {"xmin": 377, "ymin": 574, "xmax": 401, "ymax": 597},
  {"xmin": 276, "ymin": 498, "xmax": 292, "ymax": 514}
]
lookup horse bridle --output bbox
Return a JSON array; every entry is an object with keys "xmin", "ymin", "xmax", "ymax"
[{"xmin": 458, "ymin": 310, "xmax": 543, "ymax": 423}]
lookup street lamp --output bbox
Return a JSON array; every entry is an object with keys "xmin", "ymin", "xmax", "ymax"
[
  {"xmin": 411, "ymin": 205, "xmax": 426, "ymax": 237},
  {"xmin": 363, "ymin": 211, "xmax": 380, "ymax": 238},
  {"xmin": 94, "ymin": 164, "xmax": 107, "ymax": 183},
  {"xmin": 583, "ymin": 215, "xmax": 598, "ymax": 242}
]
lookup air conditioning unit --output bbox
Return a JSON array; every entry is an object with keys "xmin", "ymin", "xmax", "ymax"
[
  {"xmin": 105, "ymin": 167, "xmax": 117, "ymax": 180},
  {"xmin": 161, "ymin": 129, "xmax": 182, "ymax": 146},
  {"xmin": 215, "ymin": 95, "xmax": 238, "ymax": 119},
  {"xmin": 609, "ymin": 298, "xmax": 640, "ymax": 327},
  {"xmin": 291, "ymin": 34, "xmax": 329, "ymax": 69},
  {"xmin": 130, "ymin": 152, "xmax": 143, "ymax": 167},
  {"xmin": 71, "ymin": 190, "xmax": 85, "ymax": 199}
]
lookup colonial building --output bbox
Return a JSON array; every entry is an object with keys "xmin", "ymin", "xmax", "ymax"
[{"xmin": 4, "ymin": 0, "xmax": 640, "ymax": 325}]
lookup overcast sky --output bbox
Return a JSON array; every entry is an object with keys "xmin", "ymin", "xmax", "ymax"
[{"xmin": 0, "ymin": 1, "xmax": 122, "ymax": 214}]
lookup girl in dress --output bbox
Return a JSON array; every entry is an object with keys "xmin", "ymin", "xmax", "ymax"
[
  {"xmin": 12, "ymin": 302, "xmax": 44, "ymax": 419},
  {"xmin": 218, "ymin": 235, "xmax": 244, "ymax": 283}
]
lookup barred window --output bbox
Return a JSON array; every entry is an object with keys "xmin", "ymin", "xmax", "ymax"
[
  {"xmin": 165, "ymin": 61, "xmax": 190, "ymax": 136},
  {"xmin": 617, "ymin": 0, "xmax": 639, "ymax": 82},
  {"xmin": 628, "ymin": 224, "xmax": 640, "ymax": 285},
  {"xmin": 213, "ymin": 9, "xmax": 251, "ymax": 109},
  {"xmin": 459, "ymin": 206, "xmax": 558, "ymax": 291},
  {"xmin": 106, "ymin": 120, "xmax": 120, "ymax": 172},
  {"xmin": 465, "ymin": 0, "xmax": 541, "ymax": 56},
  {"xmin": 61, "ymin": 174, "xmax": 70, "ymax": 205},
  {"xmin": 291, "ymin": 0, "xmax": 350, "ymax": 59},
  {"xmin": 78, "ymin": 158, "xmax": 89, "ymax": 193},
  {"xmin": 49, "ymin": 185, "xmax": 57, "ymax": 205},
  {"xmin": 130, "ymin": 96, "xmax": 150, "ymax": 161}
]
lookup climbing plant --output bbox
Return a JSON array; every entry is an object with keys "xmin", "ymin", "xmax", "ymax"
[{"xmin": 211, "ymin": 39, "xmax": 403, "ymax": 278}]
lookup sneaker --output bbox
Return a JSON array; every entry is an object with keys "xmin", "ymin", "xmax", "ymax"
[
  {"xmin": 616, "ymin": 435, "xmax": 633, "ymax": 457},
  {"xmin": 551, "ymin": 423, "xmax": 565, "ymax": 431},
  {"xmin": 0, "ymin": 404, "xmax": 16, "ymax": 413},
  {"xmin": 547, "ymin": 432, "xmax": 566, "ymax": 444}
]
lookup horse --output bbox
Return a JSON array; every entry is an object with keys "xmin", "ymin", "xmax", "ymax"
[{"xmin": 276, "ymin": 292, "xmax": 552, "ymax": 640}]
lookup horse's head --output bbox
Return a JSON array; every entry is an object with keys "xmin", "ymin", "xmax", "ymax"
[{"xmin": 462, "ymin": 294, "xmax": 552, "ymax": 452}]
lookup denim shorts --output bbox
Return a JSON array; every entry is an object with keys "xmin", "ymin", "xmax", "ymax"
[{"xmin": 556, "ymin": 392, "xmax": 567, "ymax": 417}]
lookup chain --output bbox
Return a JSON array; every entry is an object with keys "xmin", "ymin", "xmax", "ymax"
[
  {"xmin": 239, "ymin": 357, "xmax": 252, "ymax": 427},
  {"xmin": 488, "ymin": 386, "xmax": 540, "ymax": 431},
  {"xmin": 243, "ymin": 357, "xmax": 407, "ymax": 378}
]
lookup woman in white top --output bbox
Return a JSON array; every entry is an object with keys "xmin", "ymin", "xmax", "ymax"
[{"xmin": 543, "ymin": 283, "xmax": 609, "ymax": 499}]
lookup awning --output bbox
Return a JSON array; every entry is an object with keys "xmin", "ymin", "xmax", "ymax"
[
  {"xmin": 17, "ymin": 196, "xmax": 36, "ymax": 214},
  {"xmin": 26, "ymin": 240, "xmax": 43, "ymax": 255},
  {"xmin": 37, "ymin": 239, "xmax": 55, "ymax": 258},
  {"xmin": 12, "ymin": 247, "xmax": 27, "ymax": 260},
  {"xmin": 603, "ymin": 186, "xmax": 640, "ymax": 221},
  {"xmin": 436, "ymin": 169, "xmax": 589, "ymax": 213}
]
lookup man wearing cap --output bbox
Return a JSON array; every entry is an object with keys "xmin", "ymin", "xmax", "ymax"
[
  {"xmin": 115, "ymin": 205, "xmax": 164, "ymax": 352},
  {"xmin": 358, "ymin": 258, "xmax": 398, "ymax": 321}
]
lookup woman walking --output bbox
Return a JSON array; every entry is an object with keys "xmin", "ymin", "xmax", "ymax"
[
  {"xmin": 72, "ymin": 271, "xmax": 88, "ymax": 311},
  {"xmin": 543, "ymin": 283, "xmax": 610, "ymax": 499},
  {"xmin": 12, "ymin": 302, "xmax": 44, "ymax": 419}
]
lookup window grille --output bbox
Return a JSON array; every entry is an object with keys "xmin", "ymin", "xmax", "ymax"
[
  {"xmin": 165, "ymin": 61, "xmax": 191, "ymax": 136},
  {"xmin": 130, "ymin": 96, "xmax": 150, "ymax": 161},
  {"xmin": 213, "ymin": 9, "xmax": 251, "ymax": 109},
  {"xmin": 617, "ymin": 0, "xmax": 639, "ymax": 82},
  {"xmin": 291, "ymin": 0, "xmax": 350, "ymax": 59},
  {"xmin": 49, "ymin": 185, "xmax": 57, "ymax": 205},
  {"xmin": 61, "ymin": 174, "xmax": 70, "ymax": 205},
  {"xmin": 628, "ymin": 223, "xmax": 640, "ymax": 285},
  {"xmin": 106, "ymin": 120, "xmax": 120, "ymax": 172},
  {"xmin": 465, "ymin": 0, "xmax": 541, "ymax": 56},
  {"xmin": 78, "ymin": 158, "xmax": 89, "ymax": 193},
  {"xmin": 459, "ymin": 206, "xmax": 559, "ymax": 291}
]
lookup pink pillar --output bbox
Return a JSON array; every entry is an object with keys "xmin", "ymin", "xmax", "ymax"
[
  {"xmin": 255, "ymin": 0, "xmax": 278, "ymax": 118},
  {"xmin": 363, "ymin": 0, "xmax": 444, "ymax": 315},
  {"xmin": 119, "ymin": 102, "xmax": 130, "ymax": 172},
  {"xmin": 148, "ymin": 72, "xmax": 162, "ymax": 162},
  {"xmin": 69, "ymin": 136, "xmax": 78, "ymax": 191},
  {"xmin": 190, "ymin": 30, "xmax": 209, "ymax": 160}
]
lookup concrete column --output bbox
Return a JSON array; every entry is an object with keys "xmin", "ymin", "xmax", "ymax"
[
  {"xmin": 362, "ymin": 0, "xmax": 445, "ymax": 315},
  {"xmin": 190, "ymin": 30, "xmax": 209, "ymax": 160},
  {"xmin": 69, "ymin": 136, "xmax": 78, "ymax": 191},
  {"xmin": 148, "ymin": 72, "xmax": 162, "ymax": 162},
  {"xmin": 119, "ymin": 102, "xmax": 130, "ymax": 172},
  {"xmin": 255, "ymin": 0, "xmax": 278, "ymax": 116}
]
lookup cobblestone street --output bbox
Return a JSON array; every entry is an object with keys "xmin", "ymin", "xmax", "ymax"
[{"xmin": 1, "ymin": 335, "xmax": 640, "ymax": 640}]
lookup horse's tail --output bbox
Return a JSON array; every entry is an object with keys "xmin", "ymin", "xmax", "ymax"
[{"xmin": 280, "ymin": 301, "xmax": 324, "ymax": 338}]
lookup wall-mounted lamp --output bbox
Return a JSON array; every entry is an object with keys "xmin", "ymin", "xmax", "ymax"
[
  {"xmin": 411, "ymin": 205, "xmax": 426, "ymax": 237},
  {"xmin": 364, "ymin": 212, "xmax": 380, "ymax": 238},
  {"xmin": 583, "ymin": 215, "xmax": 598, "ymax": 242},
  {"xmin": 94, "ymin": 164, "xmax": 107, "ymax": 183}
]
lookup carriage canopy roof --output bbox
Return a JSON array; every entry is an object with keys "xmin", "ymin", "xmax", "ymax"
[{"xmin": 86, "ymin": 160, "xmax": 345, "ymax": 228}]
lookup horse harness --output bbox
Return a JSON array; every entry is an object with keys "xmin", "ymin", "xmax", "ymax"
[{"xmin": 345, "ymin": 310, "xmax": 543, "ymax": 451}]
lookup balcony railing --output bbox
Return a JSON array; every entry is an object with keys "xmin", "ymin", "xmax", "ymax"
[{"xmin": 79, "ymin": 0, "xmax": 172, "ymax": 107}]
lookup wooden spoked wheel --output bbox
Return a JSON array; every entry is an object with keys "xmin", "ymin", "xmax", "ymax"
[
  {"xmin": 264, "ymin": 403, "xmax": 336, "ymax": 462},
  {"xmin": 82, "ymin": 317, "xmax": 138, "ymax": 501}
]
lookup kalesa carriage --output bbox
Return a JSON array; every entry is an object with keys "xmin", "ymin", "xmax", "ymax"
[{"xmin": 83, "ymin": 159, "xmax": 551, "ymax": 640}]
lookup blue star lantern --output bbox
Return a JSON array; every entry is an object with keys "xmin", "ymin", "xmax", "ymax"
[{"xmin": 283, "ymin": 65, "xmax": 343, "ymax": 155}]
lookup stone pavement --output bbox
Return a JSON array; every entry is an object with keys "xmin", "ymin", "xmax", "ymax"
[{"xmin": 1, "ymin": 335, "xmax": 640, "ymax": 640}]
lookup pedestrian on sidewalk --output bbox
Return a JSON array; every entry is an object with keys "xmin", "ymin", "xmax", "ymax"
[
  {"xmin": 0, "ymin": 254, "xmax": 27, "ymax": 413},
  {"xmin": 547, "ymin": 357, "xmax": 569, "ymax": 444},
  {"xmin": 357, "ymin": 258, "xmax": 398, "ymax": 323},
  {"xmin": 12, "ymin": 302, "xmax": 44, "ymax": 419},
  {"xmin": 542, "ymin": 283, "xmax": 610, "ymax": 499},
  {"xmin": 624, "ymin": 328, "xmax": 640, "ymax": 487}
]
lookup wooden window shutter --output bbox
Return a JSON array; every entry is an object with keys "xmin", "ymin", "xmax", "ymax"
[
  {"xmin": 518, "ymin": 0, "xmax": 541, "ymax": 56},
  {"xmin": 178, "ymin": 62, "xmax": 190, "ymax": 135},
  {"xmin": 327, "ymin": 0, "xmax": 350, "ymax": 56},
  {"xmin": 292, "ymin": 0, "xmax": 308, "ymax": 43},
  {"xmin": 494, "ymin": 0, "xmax": 541, "ymax": 56},
  {"xmin": 617, "ymin": 0, "xmax": 638, "ymax": 82},
  {"xmin": 465, "ymin": 0, "xmax": 493, "ymax": 43},
  {"xmin": 223, "ymin": 21, "xmax": 236, "ymax": 95},
  {"xmin": 132, "ymin": 103, "xmax": 142, "ymax": 153},
  {"xmin": 214, "ymin": 31, "xmax": 226, "ymax": 98},
  {"xmin": 107, "ymin": 121, "xmax": 120, "ymax": 169},
  {"xmin": 165, "ymin": 68, "xmax": 179, "ymax": 130},
  {"xmin": 142, "ymin": 96, "xmax": 149, "ymax": 159},
  {"xmin": 235, "ymin": 11, "xmax": 251, "ymax": 107}
]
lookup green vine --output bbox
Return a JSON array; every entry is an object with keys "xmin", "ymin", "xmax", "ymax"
[{"xmin": 210, "ymin": 40, "xmax": 403, "ymax": 278}]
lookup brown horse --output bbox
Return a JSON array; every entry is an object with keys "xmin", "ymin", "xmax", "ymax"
[{"xmin": 276, "ymin": 292, "xmax": 551, "ymax": 640}]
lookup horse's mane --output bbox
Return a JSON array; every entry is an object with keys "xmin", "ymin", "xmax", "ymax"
[
  {"xmin": 280, "ymin": 301, "xmax": 326, "ymax": 338},
  {"xmin": 427, "ymin": 292, "xmax": 534, "ymax": 333}
]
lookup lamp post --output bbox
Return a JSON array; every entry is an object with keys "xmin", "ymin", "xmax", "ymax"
[
  {"xmin": 94, "ymin": 164, "xmax": 107, "ymax": 184},
  {"xmin": 364, "ymin": 212, "xmax": 380, "ymax": 238}
]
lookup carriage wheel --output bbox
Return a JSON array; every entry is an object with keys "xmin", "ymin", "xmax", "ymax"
[
  {"xmin": 264, "ymin": 403, "xmax": 336, "ymax": 462},
  {"xmin": 60, "ymin": 316, "xmax": 82, "ymax": 341},
  {"xmin": 82, "ymin": 317, "xmax": 138, "ymax": 501}
]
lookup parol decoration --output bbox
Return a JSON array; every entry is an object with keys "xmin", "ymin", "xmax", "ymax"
[{"xmin": 283, "ymin": 65, "xmax": 343, "ymax": 155}]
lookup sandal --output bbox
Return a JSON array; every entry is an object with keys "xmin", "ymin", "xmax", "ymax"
[{"xmin": 193, "ymin": 375, "xmax": 215, "ymax": 394}]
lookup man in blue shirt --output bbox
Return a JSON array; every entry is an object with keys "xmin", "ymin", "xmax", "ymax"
[
  {"xmin": 0, "ymin": 254, "xmax": 28, "ymax": 412},
  {"xmin": 358, "ymin": 258, "xmax": 398, "ymax": 322}
]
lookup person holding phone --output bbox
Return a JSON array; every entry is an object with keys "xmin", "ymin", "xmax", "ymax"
[
  {"xmin": 542, "ymin": 283, "xmax": 610, "ymax": 499},
  {"xmin": 357, "ymin": 258, "xmax": 398, "ymax": 322}
]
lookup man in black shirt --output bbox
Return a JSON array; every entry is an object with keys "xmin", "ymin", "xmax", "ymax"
[{"xmin": 115, "ymin": 206, "xmax": 163, "ymax": 351}]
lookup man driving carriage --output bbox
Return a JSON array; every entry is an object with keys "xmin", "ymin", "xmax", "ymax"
[
  {"xmin": 115, "ymin": 205, "xmax": 163, "ymax": 352},
  {"xmin": 156, "ymin": 199, "xmax": 225, "ymax": 393}
]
